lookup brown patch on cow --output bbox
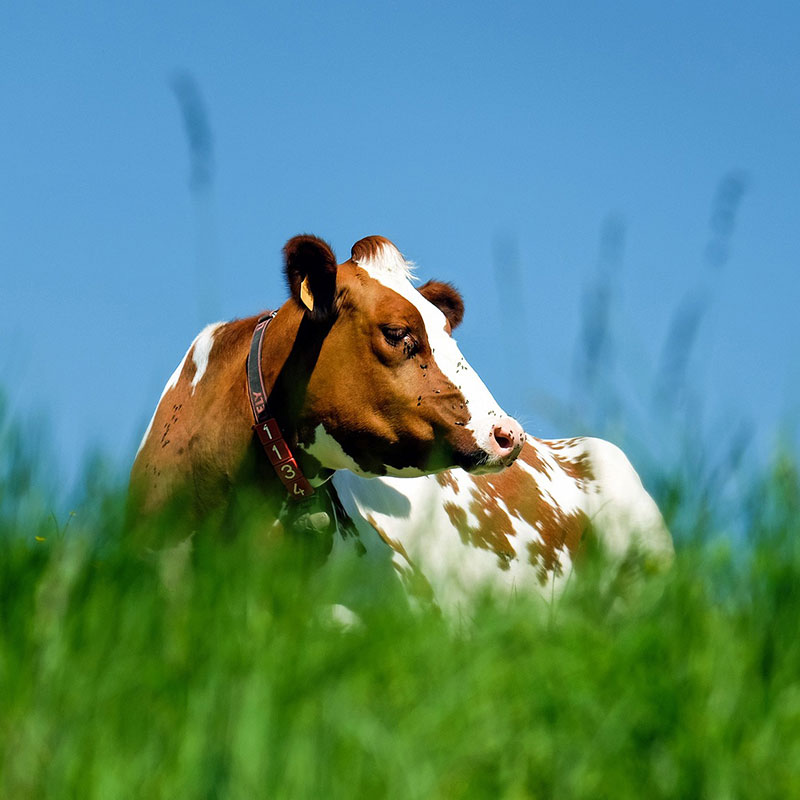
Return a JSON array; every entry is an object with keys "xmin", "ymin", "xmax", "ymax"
[
  {"xmin": 366, "ymin": 513, "xmax": 409, "ymax": 560},
  {"xmin": 526, "ymin": 510, "xmax": 587, "ymax": 584},
  {"xmin": 436, "ymin": 471, "xmax": 460, "ymax": 494},
  {"xmin": 444, "ymin": 481, "xmax": 516, "ymax": 571},
  {"xmin": 519, "ymin": 441, "xmax": 551, "ymax": 476},
  {"xmin": 443, "ymin": 500, "xmax": 467, "ymax": 529},
  {"xmin": 552, "ymin": 451, "xmax": 595, "ymax": 489},
  {"xmin": 535, "ymin": 438, "xmax": 596, "ymax": 492},
  {"xmin": 548, "ymin": 437, "xmax": 582, "ymax": 451},
  {"xmin": 447, "ymin": 449, "xmax": 590, "ymax": 583}
]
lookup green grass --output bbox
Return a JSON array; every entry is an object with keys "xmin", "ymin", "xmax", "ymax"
[{"xmin": 2, "ymin": 422, "xmax": 800, "ymax": 798}]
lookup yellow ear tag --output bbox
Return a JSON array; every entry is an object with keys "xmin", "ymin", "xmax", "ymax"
[{"xmin": 300, "ymin": 276, "xmax": 314, "ymax": 312}]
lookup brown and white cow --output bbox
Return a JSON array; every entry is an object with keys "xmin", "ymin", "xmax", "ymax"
[
  {"xmin": 131, "ymin": 233, "xmax": 671, "ymax": 612},
  {"xmin": 131, "ymin": 234, "xmax": 524, "ymax": 529}
]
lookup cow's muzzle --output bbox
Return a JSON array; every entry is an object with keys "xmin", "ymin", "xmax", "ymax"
[
  {"xmin": 454, "ymin": 415, "xmax": 525, "ymax": 474},
  {"xmin": 487, "ymin": 416, "xmax": 525, "ymax": 466}
]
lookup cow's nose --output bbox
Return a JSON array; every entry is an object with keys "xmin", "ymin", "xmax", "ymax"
[{"xmin": 489, "ymin": 416, "xmax": 525, "ymax": 464}]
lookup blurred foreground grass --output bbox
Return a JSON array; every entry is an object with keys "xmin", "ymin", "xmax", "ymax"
[{"xmin": 2, "ymin": 408, "xmax": 800, "ymax": 799}]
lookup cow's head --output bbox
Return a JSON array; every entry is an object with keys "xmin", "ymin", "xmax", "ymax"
[{"xmin": 281, "ymin": 234, "xmax": 524, "ymax": 478}]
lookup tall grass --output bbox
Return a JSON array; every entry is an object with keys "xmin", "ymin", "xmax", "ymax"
[{"xmin": 1, "ymin": 396, "xmax": 799, "ymax": 797}]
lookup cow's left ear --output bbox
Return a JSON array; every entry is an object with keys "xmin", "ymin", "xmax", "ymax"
[
  {"xmin": 283, "ymin": 235, "xmax": 338, "ymax": 322},
  {"xmin": 418, "ymin": 280, "xmax": 464, "ymax": 331}
]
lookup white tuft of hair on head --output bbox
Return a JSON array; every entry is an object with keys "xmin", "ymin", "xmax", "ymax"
[{"xmin": 354, "ymin": 241, "xmax": 417, "ymax": 284}]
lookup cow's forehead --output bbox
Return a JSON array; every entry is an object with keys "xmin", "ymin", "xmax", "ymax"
[{"xmin": 350, "ymin": 238, "xmax": 447, "ymax": 333}]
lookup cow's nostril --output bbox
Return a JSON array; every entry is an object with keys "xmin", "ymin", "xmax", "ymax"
[
  {"xmin": 492, "ymin": 427, "xmax": 514, "ymax": 452},
  {"xmin": 488, "ymin": 416, "xmax": 525, "ymax": 464}
]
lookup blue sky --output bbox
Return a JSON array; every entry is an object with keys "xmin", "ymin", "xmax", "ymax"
[{"xmin": 2, "ymin": 2, "xmax": 799, "ymax": 489}]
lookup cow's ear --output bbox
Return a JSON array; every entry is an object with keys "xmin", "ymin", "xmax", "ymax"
[
  {"xmin": 418, "ymin": 280, "xmax": 464, "ymax": 331},
  {"xmin": 283, "ymin": 235, "xmax": 338, "ymax": 322}
]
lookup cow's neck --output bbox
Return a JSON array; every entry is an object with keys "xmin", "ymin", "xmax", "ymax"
[{"xmin": 255, "ymin": 301, "xmax": 334, "ymax": 487}]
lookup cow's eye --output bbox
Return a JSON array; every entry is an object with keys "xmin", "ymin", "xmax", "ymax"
[
  {"xmin": 382, "ymin": 325, "xmax": 418, "ymax": 356},
  {"xmin": 382, "ymin": 325, "xmax": 407, "ymax": 344}
]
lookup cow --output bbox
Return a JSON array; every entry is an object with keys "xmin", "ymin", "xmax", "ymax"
[
  {"xmin": 131, "ymin": 234, "xmax": 525, "ymax": 533},
  {"xmin": 131, "ymin": 233, "xmax": 671, "ymax": 612}
]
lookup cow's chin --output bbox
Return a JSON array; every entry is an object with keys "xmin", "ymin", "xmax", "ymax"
[
  {"xmin": 450, "ymin": 448, "xmax": 520, "ymax": 476},
  {"xmin": 382, "ymin": 440, "xmax": 523, "ymax": 477}
]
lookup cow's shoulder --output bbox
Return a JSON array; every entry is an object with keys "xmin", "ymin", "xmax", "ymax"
[{"xmin": 131, "ymin": 316, "xmax": 261, "ymax": 515}]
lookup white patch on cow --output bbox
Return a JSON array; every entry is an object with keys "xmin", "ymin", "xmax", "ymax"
[
  {"xmin": 190, "ymin": 322, "xmax": 223, "ymax": 391},
  {"xmin": 354, "ymin": 242, "xmax": 508, "ymax": 456},
  {"xmin": 301, "ymin": 423, "xmax": 431, "ymax": 479},
  {"xmin": 580, "ymin": 438, "xmax": 673, "ymax": 563},
  {"xmin": 300, "ymin": 423, "xmax": 374, "ymax": 476}
]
